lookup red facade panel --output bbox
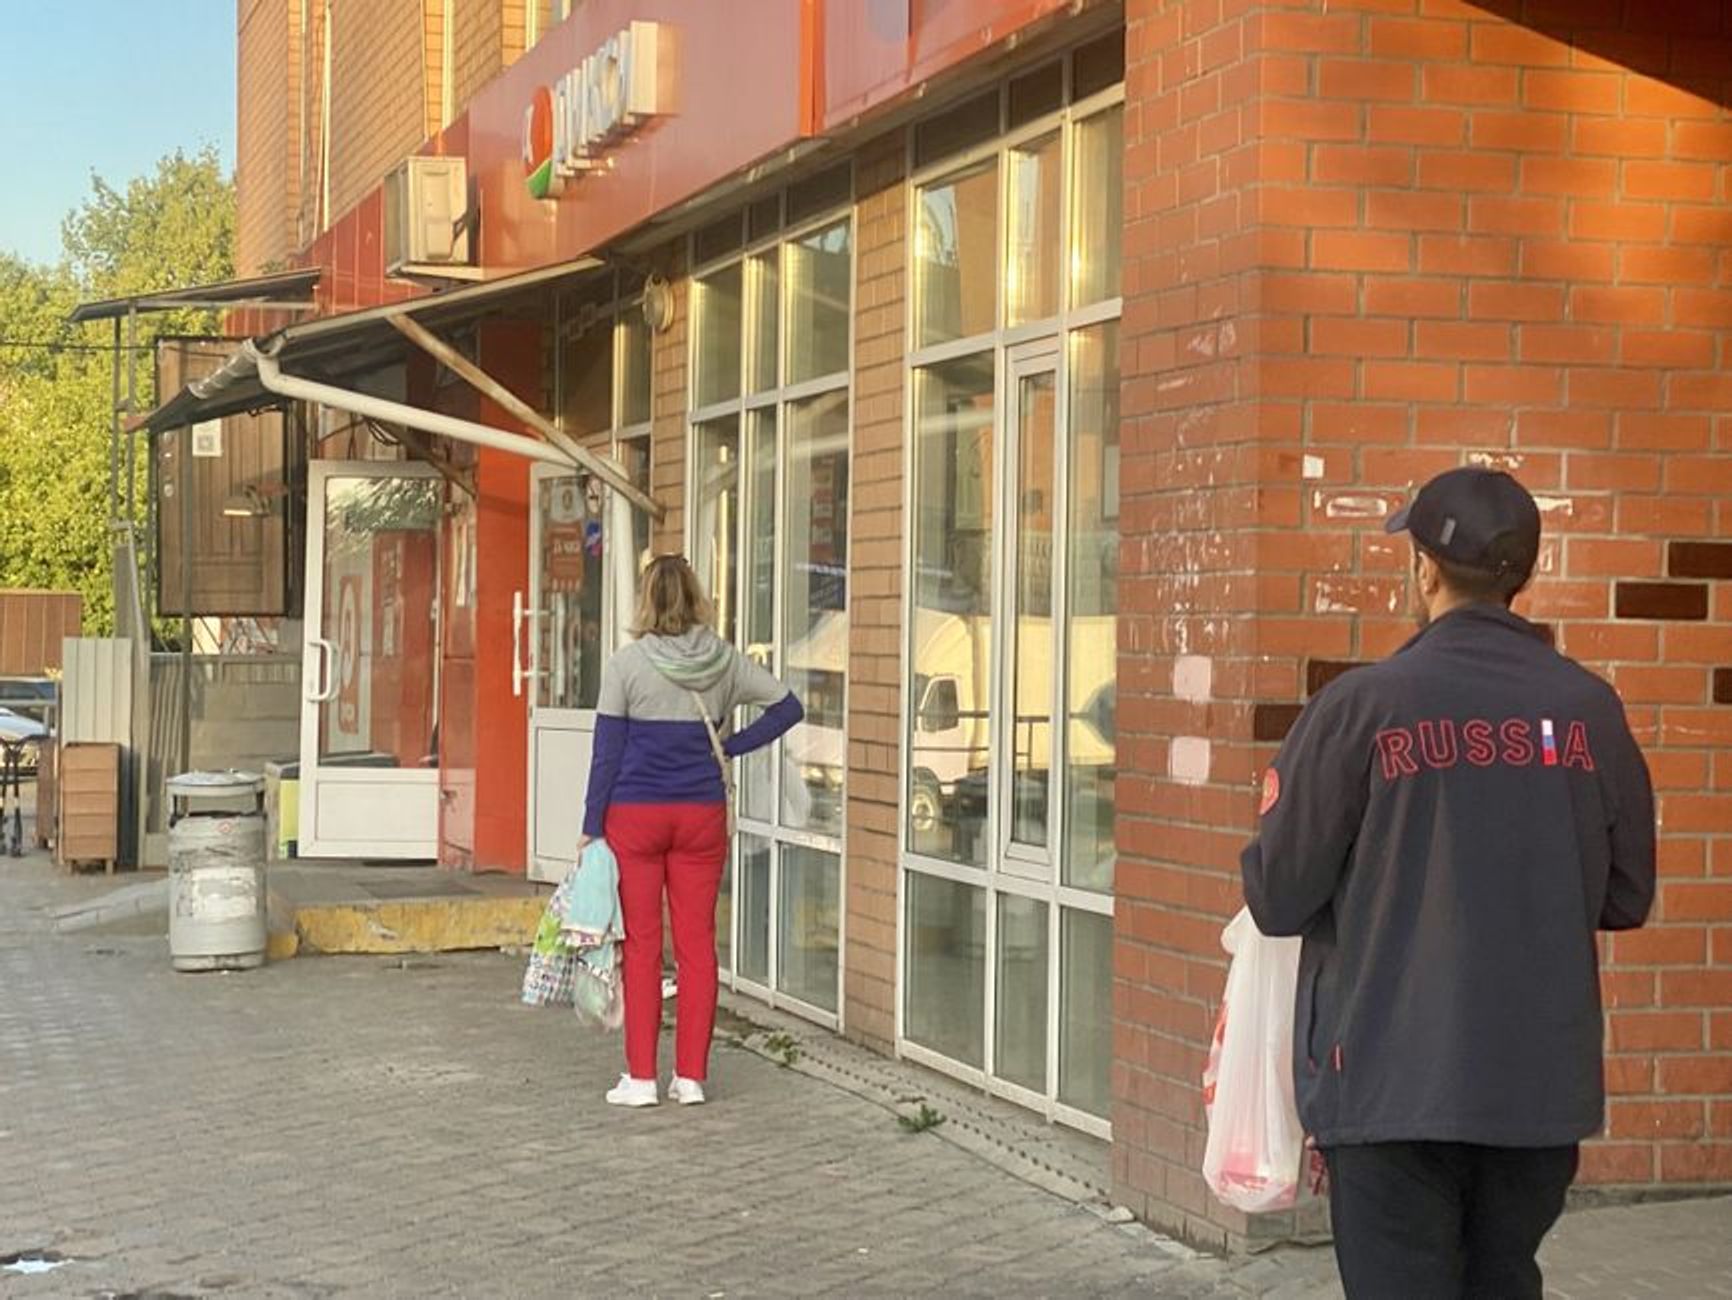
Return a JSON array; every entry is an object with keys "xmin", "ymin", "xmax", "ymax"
[
  {"xmin": 462, "ymin": 0, "xmax": 810, "ymax": 275},
  {"xmin": 823, "ymin": 0, "xmax": 1075, "ymax": 129}
]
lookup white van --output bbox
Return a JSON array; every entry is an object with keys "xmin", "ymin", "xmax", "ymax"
[{"xmin": 908, "ymin": 609, "xmax": 1115, "ymax": 840}]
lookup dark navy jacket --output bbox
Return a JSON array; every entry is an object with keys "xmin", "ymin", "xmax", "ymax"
[{"xmin": 1240, "ymin": 604, "xmax": 1655, "ymax": 1148}]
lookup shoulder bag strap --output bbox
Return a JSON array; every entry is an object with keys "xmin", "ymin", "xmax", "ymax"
[{"xmin": 687, "ymin": 689, "xmax": 737, "ymax": 837}]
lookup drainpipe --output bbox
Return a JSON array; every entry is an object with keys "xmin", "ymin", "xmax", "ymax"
[{"xmin": 248, "ymin": 344, "xmax": 579, "ymax": 469}]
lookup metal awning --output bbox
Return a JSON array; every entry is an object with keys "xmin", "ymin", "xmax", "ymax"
[
  {"xmin": 139, "ymin": 259, "xmax": 600, "ymax": 432},
  {"xmin": 69, "ymin": 268, "xmax": 322, "ymax": 322},
  {"xmin": 136, "ymin": 257, "xmax": 663, "ymax": 520}
]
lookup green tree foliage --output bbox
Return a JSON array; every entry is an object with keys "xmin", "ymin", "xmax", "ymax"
[{"xmin": 0, "ymin": 147, "xmax": 234, "ymax": 634}]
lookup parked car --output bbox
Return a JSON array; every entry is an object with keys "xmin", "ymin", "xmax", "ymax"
[
  {"xmin": 0, "ymin": 678, "xmax": 55, "ymax": 777},
  {"xmin": 0, "ymin": 707, "xmax": 48, "ymax": 778},
  {"xmin": 0, "ymin": 676, "xmax": 55, "ymax": 724}
]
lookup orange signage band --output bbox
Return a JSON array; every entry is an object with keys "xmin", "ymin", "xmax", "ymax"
[{"xmin": 522, "ymin": 20, "xmax": 672, "ymax": 200}]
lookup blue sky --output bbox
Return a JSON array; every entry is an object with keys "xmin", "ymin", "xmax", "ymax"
[{"xmin": 0, "ymin": 1, "xmax": 236, "ymax": 266}]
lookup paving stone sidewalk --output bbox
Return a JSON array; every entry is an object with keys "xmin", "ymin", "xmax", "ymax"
[{"xmin": 1, "ymin": 847, "xmax": 1727, "ymax": 1298}]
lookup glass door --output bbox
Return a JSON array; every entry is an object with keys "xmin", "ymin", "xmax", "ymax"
[
  {"xmin": 525, "ymin": 465, "xmax": 606, "ymax": 883},
  {"xmin": 988, "ymin": 341, "xmax": 1061, "ymax": 1105},
  {"xmin": 1000, "ymin": 343, "xmax": 1060, "ymax": 876},
  {"xmin": 299, "ymin": 461, "xmax": 442, "ymax": 859},
  {"xmin": 539, "ymin": 272, "xmax": 655, "ymax": 881}
]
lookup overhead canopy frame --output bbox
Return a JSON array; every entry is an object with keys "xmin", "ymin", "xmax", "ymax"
[
  {"xmin": 138, "ymin": 258, "xmax": 665, "ymax": 522},
  {"xmin": 69, "ymin": 267, "xmax": 323, "ymax": 323}
]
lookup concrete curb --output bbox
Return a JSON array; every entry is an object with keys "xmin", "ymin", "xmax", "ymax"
[
  {"xmin": 284, "ymin": 895, "xmax": 542, "ymax": 956},
  {"xmin": 50, "ymin": 879, "xmax": 169, "ymax": 933},
  {"xmin": 44, "ymin": 874, "xmax": 541, "ymax": 960}
]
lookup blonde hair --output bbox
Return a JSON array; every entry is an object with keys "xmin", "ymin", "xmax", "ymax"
[{"xmin": 631, "ymin": 553, "xmax": 715, "ymax": 638}]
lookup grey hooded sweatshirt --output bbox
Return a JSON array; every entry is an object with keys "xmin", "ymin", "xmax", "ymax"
[{"xmin": 581, "ymin": 627, "xmax": 802, "ymax": 836}]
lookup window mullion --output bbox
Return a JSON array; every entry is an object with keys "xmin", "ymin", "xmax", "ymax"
[
  {"xmin": 770, "ymin": 392, "xmax": 789, "ymax": 993},
  {"xmin": 1049, "ymin": 337, "xmax": 1071, "ymax": 889},
  {"xmin": 1046, "ymin": 898, "xmax": 1061, "ymax": 1105},
  {"xmin": 609, "ymin": 311, "xmax": 623, "ymax": 433},
  {"xmin": 993, "ymin": 347, "xmax": 1015, "ymax": 871},
  {"xmin": 983, "ymin": 867, "xmax": 1000, "ymax": 1087},
  {"xmin": 771, "ymin": 401, "xmax": 787, "ymax": 843},
  {"xmin": 1004, "ymin": 346, "xmax": 1011, "ymax": 875}
]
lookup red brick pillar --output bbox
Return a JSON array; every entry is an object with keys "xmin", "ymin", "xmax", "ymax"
[
  {"xmin": 649, "ymin": 247, "xmax": 690, "ymax": 556},
  {"xmin": 844, "ymin": 131, "xmax": 909, "ymax": 1052},
  {"xmin": 1116, "ymin": 0, "xmax": 1314, "ymax": 1250},
  {"xmin": 1117, "ymin": 0, "xmax": 1732, "ymax": 1250}
]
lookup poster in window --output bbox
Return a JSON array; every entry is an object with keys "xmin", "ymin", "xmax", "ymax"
[
  {"xmin": 336, "ymin": 574, "xmax": 363, "ymax": 738},
  {"xmin": 544, "ymin": 481, "xmax": 587, "ymax": 595}
]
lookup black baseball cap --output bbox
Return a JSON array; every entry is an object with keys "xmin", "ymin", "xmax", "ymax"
[{"xmin": 1385, "ymin": 467, "xmax": 1541, "ymax": 577}]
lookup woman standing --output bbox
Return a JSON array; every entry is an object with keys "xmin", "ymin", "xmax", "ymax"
[{"xmin": 580, "ymin": 554, "xmax": 803, "ymax": 1107}]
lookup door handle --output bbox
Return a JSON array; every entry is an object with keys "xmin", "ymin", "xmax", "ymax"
[
  {"xmin": 307, "ymin": 637, "xmax": 340, "ymax": 703},
  {"xmin": 512, "ymin": 590, "xmax": 534, "ymax": 698},
  {"xmin": 303, "ymin": 639, "xmax": 324, "ymax": 702}
]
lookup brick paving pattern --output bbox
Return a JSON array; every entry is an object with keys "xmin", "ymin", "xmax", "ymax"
[{"xmin": 1, "ymin": 852, "xmax": 1727, "ymax": 1298}]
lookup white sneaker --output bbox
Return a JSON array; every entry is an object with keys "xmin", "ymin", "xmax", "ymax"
[
  {"xmin": 605, "ymin": 1074, "xmax": 659, "ymax": 1107},
  {"xmin": 668, "ymin": 1075, "xmax": 706, "ymax": 1106}
]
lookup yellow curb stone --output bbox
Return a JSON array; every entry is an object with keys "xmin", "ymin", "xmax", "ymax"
[{"xmin": 290, "ymin": 896, "xmax": 542, "ymax": 956}]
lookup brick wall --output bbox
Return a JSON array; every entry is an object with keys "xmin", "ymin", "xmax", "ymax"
[
  {"xmin": 1117, "ymin": 0, "xmax": 1732, "ymax": 1249},
  {"xmin": 649, "ymin": 249, "xmax": 689, "ymax": 555},
  {"xmin": 327, "ymin": 0, "xmax": 428, "ymax": 224},
  {"xmin": 503, "ymin": 0, "xmax": 529, "ymax": 61},
  {"xmin": 1115, "ymin": 0, "xmax": 1270, "ymax": 1247},
  {"xmin": 451, "ymin": 0, "xmax": 507, "ymax": 118},
  {"xmin": 235, "ymin": 0, "xmax": 301, "ymax": 276},
  {"xmin": 423, "ymin": 0, "xmax": 446, "ymax": 136},
  {"xmin": 294, "ymin": 0, "xmax": 323, "ymax": 243},
  {"xmin": 843, "ymin": 132, "xmax": 908, "ymax": 1053},
  {"xmin": 244, "ymin": 1, "xmax": 523, "ymax": 255}
]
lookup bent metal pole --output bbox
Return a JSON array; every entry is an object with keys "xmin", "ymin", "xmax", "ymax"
[
  {"xmin": 384, "ymin": 311, "xmax": 664, "ymax": 522},
  {"xmin": 249, "ymin": 343, "xmax": 577, "ymax": 470}
]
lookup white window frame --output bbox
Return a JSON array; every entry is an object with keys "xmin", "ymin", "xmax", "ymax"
[
  {"xmin": 686, "ymin": 182, "xmax": 857, "ymax": 1031},
  {"xmin": 554, "ymin": 272, "xmax": 655, "ymax": 654},
  {"xmin": 897, "ymin": 62, "xmax": 1125, "ymax": 1141}
]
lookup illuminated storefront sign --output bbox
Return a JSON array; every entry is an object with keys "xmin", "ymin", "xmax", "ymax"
[{"xmin": 523, "ymin": 21, "xmax": 671, "ymax": 200}]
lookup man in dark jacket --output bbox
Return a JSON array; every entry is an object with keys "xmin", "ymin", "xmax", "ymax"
[{"xmin": 1240, "ymin": 467, "xmax": 1656, "ymax": 1300}]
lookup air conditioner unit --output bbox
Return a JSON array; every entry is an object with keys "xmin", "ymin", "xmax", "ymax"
[{"xmin": 384, "ymin": 156, "xmax": 477, "ymax": 278}]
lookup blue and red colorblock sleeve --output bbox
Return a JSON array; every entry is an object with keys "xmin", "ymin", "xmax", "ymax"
[
  {"xmin": 581, "ymin": 712, "xmax": 629, "ymax": 839},
  {"xmin": 581, "ymin": 658, "xmax": 631, "ymax": 839},
  {"xmin": 722, "ymin": 692, "xmax": 804, "ymax": 759}
]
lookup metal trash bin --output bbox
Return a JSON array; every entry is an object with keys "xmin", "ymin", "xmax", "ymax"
[{"xmin": 168, "ymin": 771, "xmax": 268, "ymax": 972}]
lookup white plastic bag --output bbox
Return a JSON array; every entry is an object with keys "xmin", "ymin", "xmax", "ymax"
[{"xmin": 1201, "ymin": 907, "xmax": 1309, "ymax": 1213}]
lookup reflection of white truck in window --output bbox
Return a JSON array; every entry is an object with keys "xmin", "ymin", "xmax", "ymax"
[
  {"xmin": 907, "ymin": 610, "xmax": 1116, "ymax": 834},
  {"xmin": 748, "ymin": 612, "xmax": 849, "ymax": 826},
  {"xmin": 766, "ymin": 608, "xmax": 1116, "ymax": 846}
]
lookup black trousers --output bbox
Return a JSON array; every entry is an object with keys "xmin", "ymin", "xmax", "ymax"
[{"xmin": 1323, "ymin": 1141, "xmax": 1579, "ymax": 1300}]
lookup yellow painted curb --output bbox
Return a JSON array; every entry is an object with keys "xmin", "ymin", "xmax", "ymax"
[
  {"xmin": 265, "ymin": 892, "xmax": 301, "ymax": 962},
  {"xmin": 292, "ymin": 896, "xmax": 543, "ymax": 956},
  {"xmin": 266, "ymin": 927, "xmax": 300, "ymax": 961}
]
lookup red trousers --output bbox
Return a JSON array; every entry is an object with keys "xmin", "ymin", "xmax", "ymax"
[{"xmin": 604, "ymin": 802, "xmax": 727, "ymax": 1082}]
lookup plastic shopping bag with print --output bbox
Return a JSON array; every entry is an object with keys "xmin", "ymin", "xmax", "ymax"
[
  {"xmin": 1201, "ymin": 907, "xmax": 1310, "ymax": 1214},
  {"xmin": 521, "ymin": 871, "xmax": 580, "ymax": 1008}
]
